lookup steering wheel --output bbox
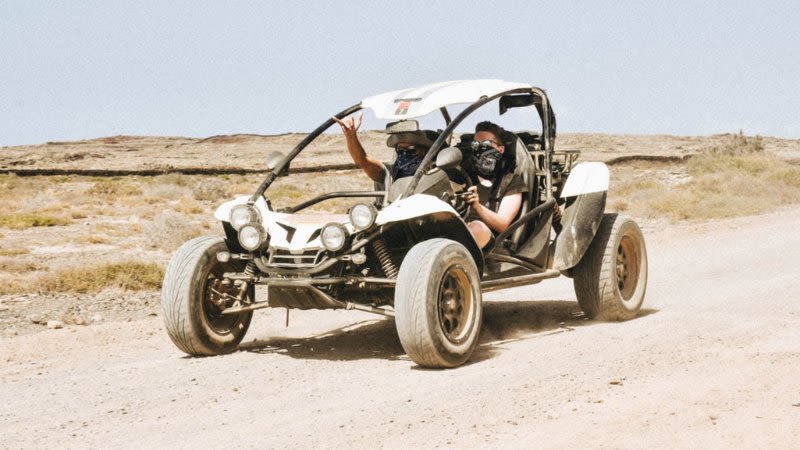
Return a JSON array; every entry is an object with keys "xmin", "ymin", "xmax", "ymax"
[{"xmin": 451, "ymin": 168, "xmax": 475, "ymax": 219}]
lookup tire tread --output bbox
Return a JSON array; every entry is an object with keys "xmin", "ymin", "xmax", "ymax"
[{"xmin": 161, "ymin": 236, "xmax": 227, "ymax": 355}]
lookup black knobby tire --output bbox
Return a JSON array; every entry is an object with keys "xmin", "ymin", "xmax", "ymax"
[
  {"xmin": 573, "ymin": 214, "xmax": 648, "ymax": 320},
  {"xmin": 394, "ymin": 238, "xmax": 482, "ymax": 368},
  {"xmin": 161, "ymin": 236, "xmax": 253, "ymax": 356}
]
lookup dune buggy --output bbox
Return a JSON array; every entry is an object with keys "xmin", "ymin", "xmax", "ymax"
[{"xmin": 161, "ymin": 79, "xmax": 648, "ymax": 368}]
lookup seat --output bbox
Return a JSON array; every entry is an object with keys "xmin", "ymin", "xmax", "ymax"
[
  {"xmin": 499, "ymin": 131, "xmax": 541, "ymax": 253},
  {"xmin": 457, "ymin": 131, "xmax": 544, "ymax": 253}
]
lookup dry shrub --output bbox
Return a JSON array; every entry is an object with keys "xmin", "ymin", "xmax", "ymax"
[
  {"xmin": 38, "ymin": 261, "xmax": 164, "ymax": 293},
  {"xmin": 175, "ymin": 196, "xmax": 204, "ymax": 215},
  {"xmin": 707, "ymin": 131, "xmax": 764, "ymax": 155},
  {"xmin": 192, "ymin": 177, "xmax": 230, "ymax": 202},
  {"xmin": 769, "ymin": 166, "xmax": 800, "ymax": 189},
  {"xmin": 267, "ymin": 170, "xmax": 373, "ymax": 212},
  {"xmin": 154, "ymin": 173, "xmax": 189, "ymax": 186},
  {"xmin": 0, "ymin": 174, "xmax": 20, "ymax": 192},
  {"xmin": 611, "ymin": 133, "xmax": 800, "ymax": 220},
  {"xmin": 143, "ymin": 211, "xmax": 205, "ymax": 250},
  {"xmin": 0, "ymin": 259, "xmax": 43, "ymax": 273},
  {"xmin": 614, "ymin": 178, "xmax": 664, "ymax": 197},
  {"xmin": 0, "ymin": 278, "xmax": 26, "ymax": 295},
  {"xmin": 87, "ymin": 179, "xmax": 143, "ymax": 196},
  {"xmin": 0, "ymin": 248, "xmax": 30, "ymax": 257},
  {"xmin": 145, "ymin": 182, "xmax": 191, "ymax": 201},
  {"xmin": 0, "ymin": 214, "xmax": 71, "ymax": 230},
  {"xmin": 87, "ymin": 235, "xmax": 110, "ymax": 244},
  {"xmin": 610, "ymin": 198, "xmax": 629, "ymax": 212}
]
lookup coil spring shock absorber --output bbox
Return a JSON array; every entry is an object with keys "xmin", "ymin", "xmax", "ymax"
[
  {"xmin": 372, "ymin": 238, "xmax": 398, "ymax": 279},
  {"xmin": 235, "ymin": 261, "xmax": 257, "ymax": 305}
]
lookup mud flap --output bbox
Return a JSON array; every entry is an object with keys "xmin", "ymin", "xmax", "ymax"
[
  {"xmin": 553, "ymin": 162, "xmax": 609, "ymax": 271},
  {"xmin": 553, "ymin": 191, "xmax": 607, "ymax": 271}
]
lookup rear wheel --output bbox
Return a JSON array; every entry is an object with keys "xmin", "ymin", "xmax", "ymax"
[
  {"xmin": 572, "ymin": 214, "xmax": 647, "ymax": 320},
  {"xmin": 161, "ymin": 236, "xmax": 253, "ymax": 355},
  {"xmin": 395, "ymin": 239, "xmax": 482, "ymax": 368}
]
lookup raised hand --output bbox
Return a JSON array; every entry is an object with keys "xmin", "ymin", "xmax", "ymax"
[{"xmin": 332, "ymin": 112, "xmax": 363, "ymax": 137}]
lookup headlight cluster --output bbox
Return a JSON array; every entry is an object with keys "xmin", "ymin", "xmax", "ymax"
[
  {"xmin": 349, "ymin": 203, "xmax": 377, "ymax": 230},
  {"xmin": 321, "ymin": 223, "xmax": 348, "ymax": 251},
  {"xmin": 230, "ymin": 205, "xmax": 260, "ymax": 231},
  {"xmin": 238, "ymin": 224, "xmax": 266, "ymax": 251},
  {"xmin": 230, "ymin": 204, "xmax": 267, "ymax": 251},
  {"xmin": 318, "ymin": 203, "xmax": 376, "ymax": 252}
]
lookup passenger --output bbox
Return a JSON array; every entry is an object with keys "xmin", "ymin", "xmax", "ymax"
[
  {"xmin": 461, "ymin": 121, "xmax": 527, "ymax": 248},
  {"xmin": 333, "ymin": 112, "xmax": 438, "ymax": 183}
]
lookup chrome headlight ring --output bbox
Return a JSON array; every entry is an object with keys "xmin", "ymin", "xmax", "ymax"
[
  {"xmin": 349, "ymin": 203, "xmax": 378, "ymax": 230},
  {"xmin": 320, "ymin": 222, "xmax": 348, "ymax": 252},
  {"xmin": 238, "ymin": 223, "xmax": 267, "ymax": 251},
  {"xmin": 230, "ymin": 204, "xmax": 261, "ymax": 231}
]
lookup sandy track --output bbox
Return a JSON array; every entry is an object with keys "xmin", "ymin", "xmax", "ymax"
[{"xmin": 1, "ymin": 207, "xmax": 799, "ymax": 448}]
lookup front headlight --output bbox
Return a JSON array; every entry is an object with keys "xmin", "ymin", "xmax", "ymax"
[
  {"xmin": 320, "ymin": 223, "xmax": 348, "ymax": 251},
  {"xmin": 230, "ymin": 204, "xmax": 260, "ymax": 231},
  {"xmin": 238, "ymin": 224, "xmax": 266, "ymax": 251},
  {"xmin": 349, "ymin": 203, "xmax": 377, "ymax": 230}
]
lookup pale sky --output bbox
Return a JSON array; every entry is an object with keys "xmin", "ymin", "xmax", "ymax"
[{"xmin": 1, "ymin": 0, "xmax": 798, "ymax": 146}]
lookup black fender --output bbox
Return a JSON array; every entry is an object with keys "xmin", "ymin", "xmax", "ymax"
[
  {"xmin": 396, "ymin": 212, "xmax": 484, "ymax": 274},
  {"xmin": 553, "ymin": 191, "xmax": 607, "ymax": 271}
]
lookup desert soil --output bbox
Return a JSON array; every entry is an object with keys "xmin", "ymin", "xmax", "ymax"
[
  {"xmin": 3, "ymin": 132, "xmax": 800, "ymax": 173},
  {"xmin": 1, "ymin": 132, "xmax": 799, "ymax": 447},
  {"xmin": 1, "ymin": 203, "xmax": 798, "ymax": 448}
]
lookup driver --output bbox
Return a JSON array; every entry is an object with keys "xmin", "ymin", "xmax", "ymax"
[
  {"xmin": 461, "ymin": 121, "xmax": 527, "ymax": 248},
  {"xmin": 333, "ymin": 112, "xmax": 438, "ymax": 184}
]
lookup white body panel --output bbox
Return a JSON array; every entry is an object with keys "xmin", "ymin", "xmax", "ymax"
[
  {"xmin": 560, "ymin": 162, "xmax": 610, "ymax": 198},
  {"xmin": 376, "ymin": 194, "xmax": 459, "ymax": 224},
  {"xmin": 361, "ymin": 79, "xmax": 531, "ymax": 120},
  {"xmin": 214, "ymin": 195, "xmax": 272, "ymax": 222},
  {"xmin": 215, "ymin": 194, "xmax": 458, "ymax": 252}
]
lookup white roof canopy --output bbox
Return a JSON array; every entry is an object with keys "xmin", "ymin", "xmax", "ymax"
[{"xmin": 360, "ymin": 79, "xmax": 532, "ymax": 120}]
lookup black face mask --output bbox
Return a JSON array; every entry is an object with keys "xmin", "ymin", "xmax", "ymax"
[
  {"xmin": 395, "ymin": 151, "xmax": 424, "ymax": 178},
  {"xmin": 474, "ymin": 147, "xmax": 503, "ymax": 179}
]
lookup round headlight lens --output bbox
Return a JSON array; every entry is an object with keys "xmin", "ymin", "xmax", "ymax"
[
  {"xmin": 320, "ymin": 223, "xmax": 347, "ymax": 251},
  {"xmin": 349, "ymin": 203, "xmax": 377, "ymax": 230},
  {"xmin": 230, "ymin": 205, "xmax": 260, "ymax": 231},
  {"xmin": 238, "ymin": 224, "xmax": 266, "ymax": 251}
]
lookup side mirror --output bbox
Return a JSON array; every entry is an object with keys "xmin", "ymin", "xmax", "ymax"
[
  {"xmin": 266, "ymin": 151, "xmax": 288, "ymax": 176},
  {"xmin": 435, "ymin": 146, "xmax": 463, "ymax": 170}
]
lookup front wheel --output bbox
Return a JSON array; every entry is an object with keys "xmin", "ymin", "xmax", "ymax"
[
  {"xmin": 161, "ymin": 236, "xmax": 253, "ymax": 355},
  {"xmin": 394, "ymin": 238, "xmax": 482, "ymax": 368},
  {"xmin": 573, "ymin": 214, "xmax": 648, "ymax": 320}
]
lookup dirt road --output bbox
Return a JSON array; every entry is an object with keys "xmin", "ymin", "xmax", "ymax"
[{"xmin": 2, "ymin": 207, "xmax": 799, "ymax": 448}]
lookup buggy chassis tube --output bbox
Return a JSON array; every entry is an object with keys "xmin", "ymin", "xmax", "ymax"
[
  {"xmin": 221, "ymin": 268, "xmax": 561, "ymax": 314},
  {"xmin": 282, "ymin": 191, "xmax": 386, "ymax": 213},
  {"xmin": 224, "ymin": 274, "xmax": 396, "ymax": 286},
  {"xmin": 250, "ymin": 103, "xmax": 362, "ymax": 204},
  {"xmin": 221, "ymin": 299, "xmax": 395, "ymax": 317},
  {"xmin": 402, "ymin": 86, "xmax": 555, "ymax": 202},
  {"xmin": 220, "ymin": 276, "xmax": 396, "ymax": 317},
  {"xmin": 485, "ymin": 253, "xmax": 544, "ymax": 272},
  {"xmin": 491, "ymin": 198, "xmax": 556, "ymax": 250},
  {"xmin": 480, "ymin": 269, "xmax": 561, "ymax": 292}
]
